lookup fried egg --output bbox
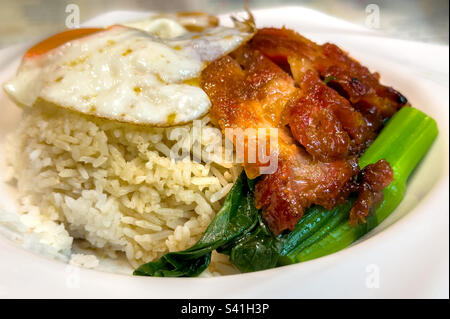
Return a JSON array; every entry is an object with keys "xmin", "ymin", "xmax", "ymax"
[{"xmin": 4, "ymin": 14, "xmax": 255, "ymax": 126}]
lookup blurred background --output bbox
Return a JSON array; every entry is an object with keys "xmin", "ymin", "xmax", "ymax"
[{"xmin": 0, "ymin": 0, "xmax": 448, "ymax": 48}]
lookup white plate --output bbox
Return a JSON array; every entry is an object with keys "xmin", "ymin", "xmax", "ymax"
[{"xmin": 0, "ymin": 7, "xmax": 448, "ymax": 299}]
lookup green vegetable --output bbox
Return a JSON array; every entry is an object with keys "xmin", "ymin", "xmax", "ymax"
[
  {"xmin": 228, "ymin": 214, "xmax": 280, "ymax": 272},
  {"xmin": 278, "ymin": 199, "xmax": 354, "ymax": 265},
  {"xmin": 134, "ymin": 173, "xmax": 259, "ymax": 277},
  {"xmin": 288, "ymin": 107, "xmax": 438, "ymax": 263}
]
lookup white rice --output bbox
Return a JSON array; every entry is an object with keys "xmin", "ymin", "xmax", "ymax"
[{"xmin": 5, "ymin": 102, "xmax": 241, "ymax": 274}]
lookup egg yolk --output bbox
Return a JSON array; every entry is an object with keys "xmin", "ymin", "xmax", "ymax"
[{"xmin": 25, "ymin": 28, "xmax": 104, "ymax": 58}]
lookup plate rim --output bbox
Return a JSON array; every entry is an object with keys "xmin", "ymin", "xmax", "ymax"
[{"xmin": 0, "ymin": 7, "xmax": 448, "ymax": 299}]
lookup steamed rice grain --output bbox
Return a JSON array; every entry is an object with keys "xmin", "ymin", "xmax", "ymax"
[{"xmin": 5, "ymin": 103, "xmax": 240, "ymax": 274}]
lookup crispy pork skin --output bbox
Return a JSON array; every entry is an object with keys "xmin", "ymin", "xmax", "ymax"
[{"xmin": 202, "ymin": 28, "xmax": 401, "ymax": 234}]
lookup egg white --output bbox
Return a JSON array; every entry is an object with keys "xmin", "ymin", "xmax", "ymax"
[{"xmin": 4, "ymin": 18, "xmax": 254, "ymax": 126}]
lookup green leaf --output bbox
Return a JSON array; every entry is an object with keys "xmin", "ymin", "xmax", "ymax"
[
  {"xmin": 133, "ymin": 252, "xmax": 211, "ymax": 277},
  {"xmin": 230, "ymin": 215, "xmax": 280, "ymax": 273}
]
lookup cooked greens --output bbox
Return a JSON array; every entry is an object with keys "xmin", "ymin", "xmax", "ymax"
[{"xmin": 227, "ymin": 214, "xmax": 280, "ymax": 273}]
